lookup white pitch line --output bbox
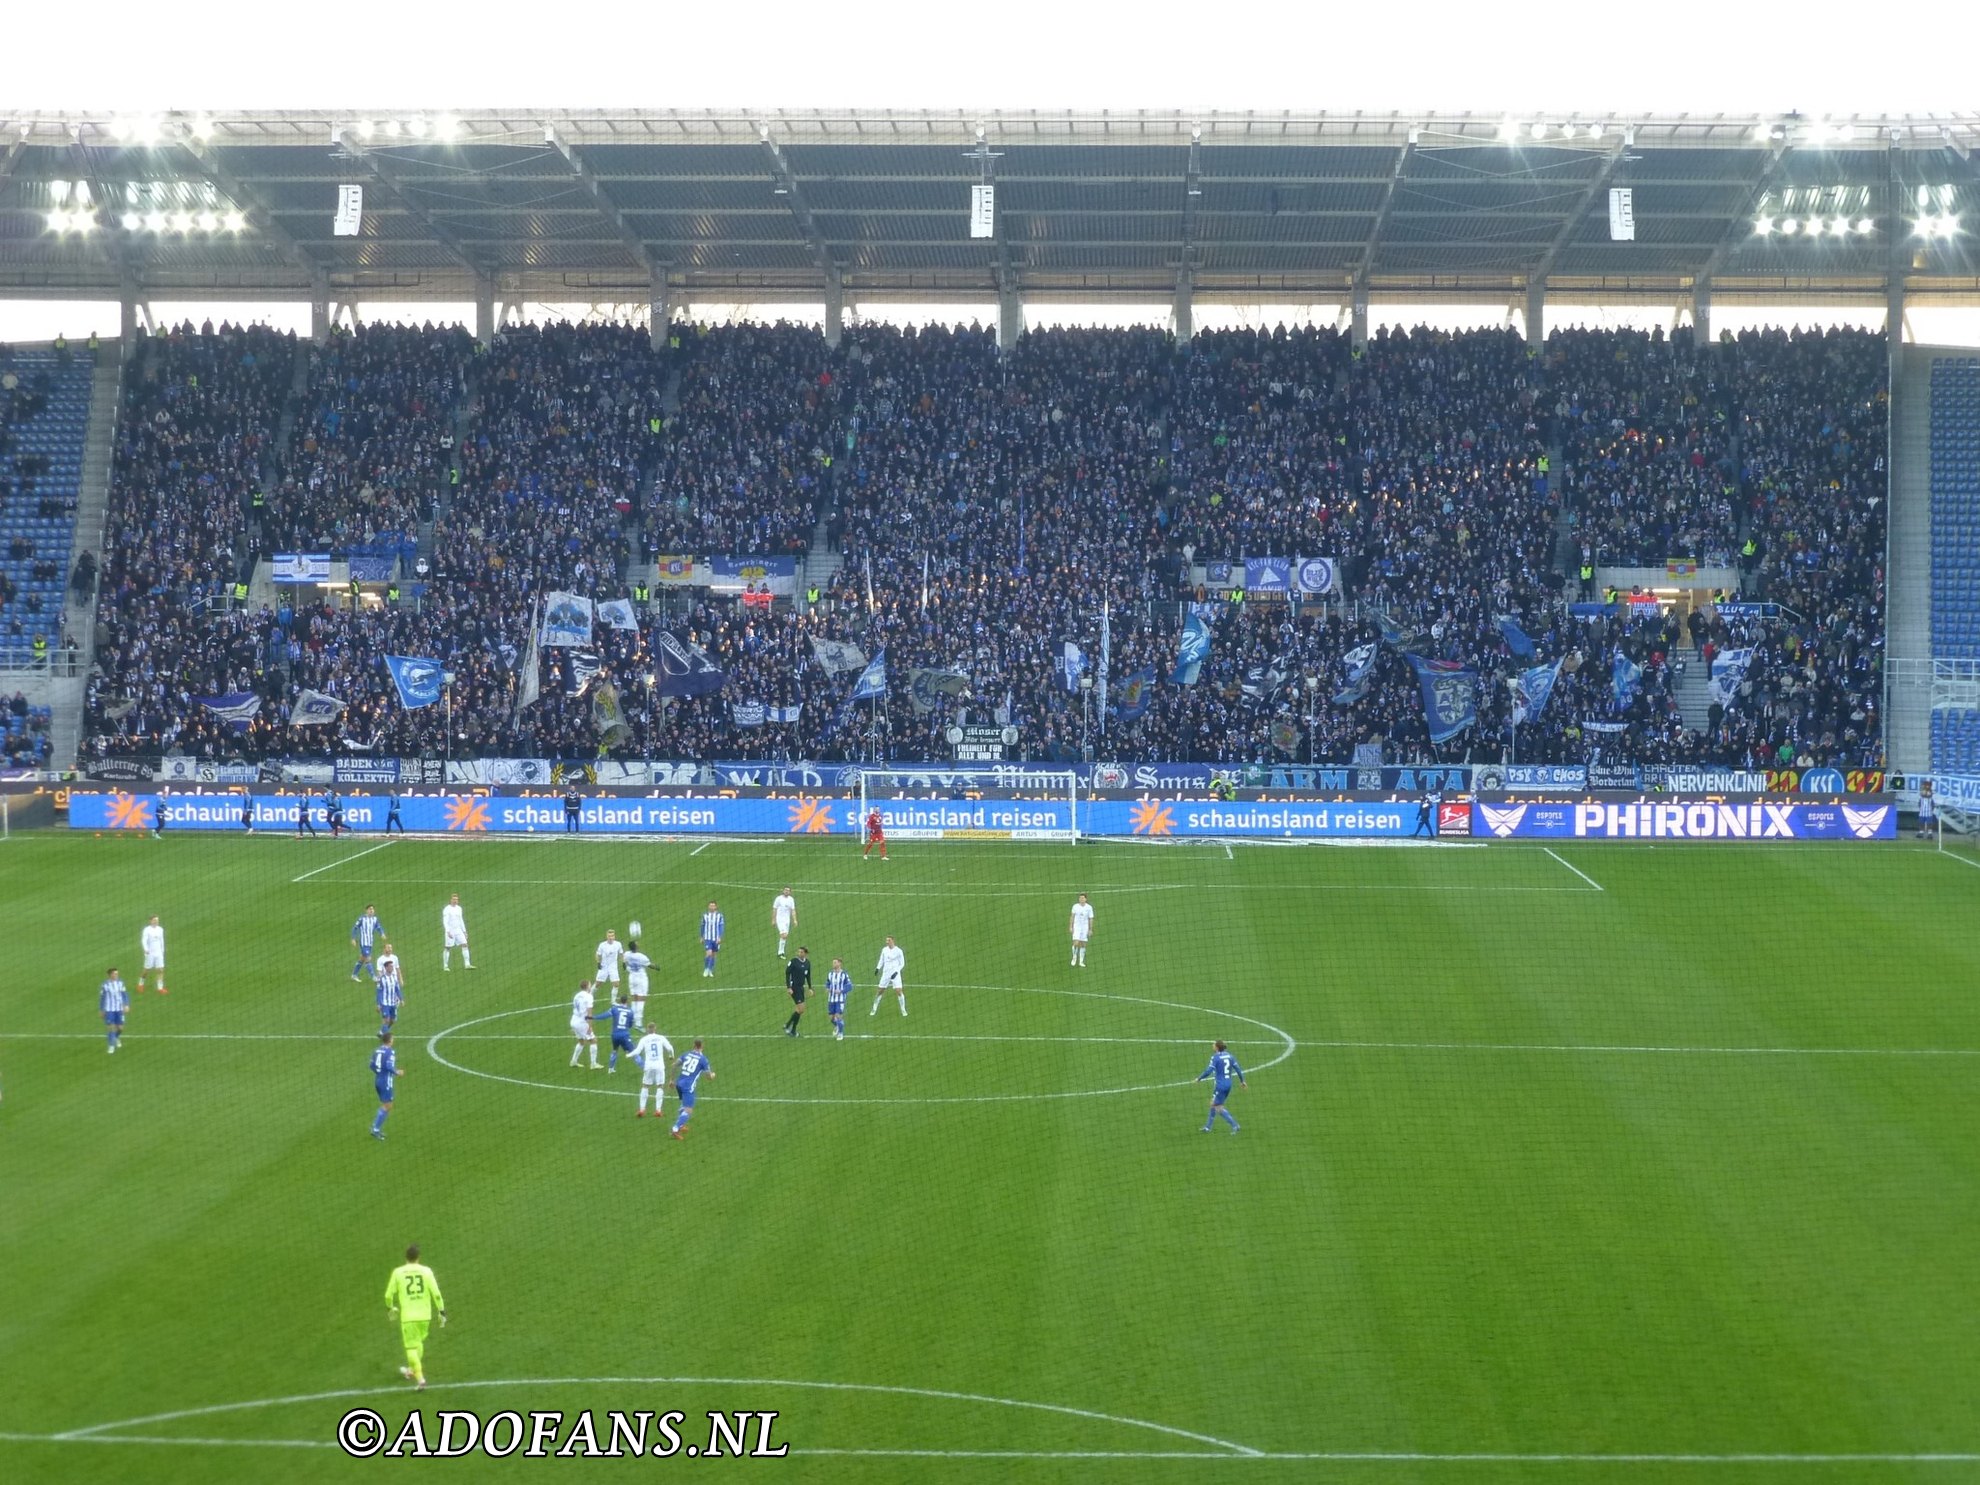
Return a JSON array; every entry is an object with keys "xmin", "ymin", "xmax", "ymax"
[
  {"xmin": 289, "ymin": 877, "xmax": 1588, "ymax": 895},
  {"xmin": 1938, "ymin": 847, "xmax": 1980, "ymax": 873},
  {"xmin": 1302, "ymin": 1039, "xmax": 1980, "ymax": 1057},
  {"xmin": 690, "ymin": 841, "xmax": 710, "ymax": 857},
  {"xmin": 1223, "ymin": 841, "xmax": 1234, "ymax": 860},
  {"xmin": 0, "ymin": 1031, "xmax": 1286, "ymax": 1047},
  {"xmin": 289, "ymin": 839, "xmax": 397, "ymax": 883},
  {"xmin": 1543, "ymin": 846, "xmax": 1606, "ymax": 892}
]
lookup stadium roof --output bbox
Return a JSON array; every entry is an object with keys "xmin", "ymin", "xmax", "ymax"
[{"xmin": 3, "ymin": 109, "xmax": 1978, "ymax": 304}]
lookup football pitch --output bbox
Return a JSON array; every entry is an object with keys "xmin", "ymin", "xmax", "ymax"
[{"xmin": 3, "ymin": 830, "xmax": 1979, "ymax": 1483}]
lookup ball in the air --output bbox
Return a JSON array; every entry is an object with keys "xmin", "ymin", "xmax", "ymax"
[{"xmin": 629, "ymin": 919, "xmax": 643, "ymax": 940}]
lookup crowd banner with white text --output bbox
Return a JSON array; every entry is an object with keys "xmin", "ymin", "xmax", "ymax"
[
  {"xmin": 706, "ymin": 557, "xmax": 798, "ymax": 596},
  {"xmin": 272, "ymin": 553, "xmax": 331, "ymax": 583}
]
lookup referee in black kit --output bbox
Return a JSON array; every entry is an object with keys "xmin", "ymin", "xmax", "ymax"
[
  {"xmin": 563, "ymin": 784, "xmax": 583, "ymax": 834},
  {"xmin": 782, "ymin": 947, "xmax": 812, "ymax": 1036}
]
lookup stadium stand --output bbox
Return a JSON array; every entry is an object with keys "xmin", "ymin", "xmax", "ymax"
[
  {"xmin": 0, "ymin": 346, "xmax": 94, "ymax": 677},
  {"xmin": 1928, "ymin": 355, "xmax": 1980, "ymax": 770},
  {"xmin": 78, "ymin": 321, "xmax": 1891, "ymax": 771}
]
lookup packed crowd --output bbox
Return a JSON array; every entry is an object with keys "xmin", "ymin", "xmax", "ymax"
[{"xmin": 79, "ymin": 319, "xmax": 1888, "ymax": 771}]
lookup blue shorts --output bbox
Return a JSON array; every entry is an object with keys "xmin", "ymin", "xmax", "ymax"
[
  {"xmin": 375, "ymin": 1079, "xmax": 395, "ymax": 1103},
  {"xmin": 1209, "ymin": 1084, "xmax": 1233, "ymax": 1105},
  {"xmin": 703, "ymin": 940, "xmax": 721, "ymax": 954},
  {"xmin": 611, "ymin": 1032, "xmax": 634, "ymax": 1051},
  {"xmin": 378, "ymin": 1004, "xmax": 398, "ymax": 1022},
  {"xmin": 675, "ymin": 1085, "xmax": 697, "ymax": 1108},
  {"xmin": 356, "ymin": 946, "xmax": 375, "ymax": 961},
  {"xmin": 103, "ymin": 1011, "xmax": 125, "ymax": 1026},
  {"xmin": 828, "ymin": 1001, "xmax": 846, "ymax": 1017}
]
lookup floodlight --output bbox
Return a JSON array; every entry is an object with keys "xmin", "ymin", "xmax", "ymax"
[
  {"xmin": 120, "ymin": 212, "xmax": 139, "ymax": 231},
  {"xmin": 74, "ymin": 180, "xmax": 91, "ymax": 205},
  {"xmin": 191, "ymin": 116, "xmax": 214, "ymax": 141},
  {"xmin": 435, "ymin": 114, "xmax": 460, "ymax": 140},
  {"xmin": 49, "ymin": 178, "xmax": 71, "ymax": 204},
  {"xmin": 225, "ymin": 210, "xmax": 246, "ymax": 233},
  {"xmin": 355, "ymin": 119, "xmax": 375, "ymax": 138},
  {"xmin": 197, "ymin": 211, "xmax": 219, "ymax": 232},
  {"xmin": 1939, "ymin": 215, "xmax": 1961, "ymax": 238},
  {"xmin": 1529, "ymin": 122, "xmax": 1548, "ymax": 140},
  {"xmin": 145, "ymin": 211, "xmax": 166, "ymax": 232},
  {"xmin": 1916, "ymin": 185, "xmax": 1930, "ymax": 208},
  {"xmin": 1779, "ymin": 217, "xmax": 1799, "ymax": 235},
  {"xmin": 1753, "ymin": 216, "xmax": 1773, "ymax": 235},
  {"xmin": 74, "ymin": 211, "xmax": 94, "ymax": 233},
  {"xmin": 171, "ymin": 211, "xmax": 193, "ymax": 232},
  {"xmin": 45, "ymin": 211, "xmax": 67, "ymax": 232},
  {"xmin": 381, "ymin": 119, "xmax": 401, "ymax": 137},
  {"xmin": 406, "ymin": 117, "xmax": 428, "ymax": 138},
  {"xmin": 1498, "ymin": 118, "xmax": 1519, "ymax": 142},
  {"xmin": 1856, "ymin": 217, "xmax": 1876, "ymax": 234},
  {"xmin": 1752, "ymin": 122, "xmax": 1772, "ymax": 142}
]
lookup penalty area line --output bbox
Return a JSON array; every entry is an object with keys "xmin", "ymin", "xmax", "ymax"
[
  {"xmin": 290, "ymin": 839, "xmax": 397, "ymax": 883},
  {"xmin": 1543, "ymin": 847, "xmax": 1605, "ymax": 892}
]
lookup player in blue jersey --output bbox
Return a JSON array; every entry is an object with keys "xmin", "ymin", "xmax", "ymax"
[
  {"xmin": 370, "ymin": 1031, "xmax": 402, "ymax": 1139},
  {"xmin": 670, "ymin": 1040, "xmax": 713, "ymax": 1139},
  {"xmin": 99, "ymin": 967, "xmax": 129, "ymax": 1053},
  {"xmin": 602, "ymin": 993, "xmax": 639, "ymax": 1073},
  {"xmin": 374, "ymin": 943, "xmax": 404, "ymax": 1035},
  {"xmin": 825, "ymin": 957, "xmax": 852, "ymax": 1041},
  {"xmin": 351, "ymin": 904, "xmax": 385, "ymax": 982},
  {"xmin": 1196, "ymin": 1040, "xmax": 1246, "ymax": 1132},
  {"xmin": 699, "ymin": 902, "xmax": 724, "ymax": 978}
]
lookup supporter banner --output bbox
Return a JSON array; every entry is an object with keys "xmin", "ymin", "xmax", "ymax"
[
  {"xmin": 278, "ymin": 761, "xmax": 334, "ymax": 784},
  {"xmin": 654, "ymin": 556, "xmax": 696, "ymax": 585},
  {"xmin": 652, "ymin": 630, "xmax": 727, "ymax": 698},
  {"xmin": 157, "ymin": 758, "xmax": 258, "ymax": 783},
  {"xmin": 1244, "ymin": 557, "xmax": 1291, "ymax": 594},
  {"xmin": 348, "ymin": 554, "xmax": 397, "ymax": 583},
  {"xmin": 1470, "ymin": 800, "xmax": 1897, "ymax": 841},
  {"xmin": 732, "ymin": 702, "xmax": 767, "ymax": 727},
  {"xmin": 272, "ymin": 553, "xmax": 331, "ymax": 583},
  {"xmin": 1927, "ymin": 774, "xmax": 1980, "ymax": 809},
  {"xmin": 199, "ymin": 693, "xmax": 262, "ymax": 729},
  {"xmin": 1484, "ymin": 764, "xmax": 1587, "ymax": 791},
  {"xmin": 1666, "ymin": 768, "xmax": 1768, "ymax": 793},
  {"xmin": 706, "ymin": 557, "xmax": 798, "ymax": 596},
  {"xmin": 1115, "ymin": 666, "xmax": 1156, "ymax": 723},
  {"xmin": 907, "ymin": 667, "xmax": 970, "ymax": 714},
  {"xmin": 1763, "ymin": 767, "xmax": 1887, "ymax": 795},
  {"xmin": 1495, "ymin": 615, "xmax": 1537, "ymax": 659},
  {"xmin": 1712, "ymin": 602, "xmax": 1778, "ymax": 619},
  {"xmin": 445, "ymin": 759, "xmax": 554, "ymax": 785},
  {"xmin": 86, "ymin": 757, "xmax": 157, "ymax": 782},
  {"xmin": 334, "ymin": 758, "xmax": 404, "ymax": 784},
  {"xmin": 953, "ymin": 724, "xmax": 1013, "ymax": 762},
  {"xmin": 1205, "ymin": 561, "xmax": 1233, "ymax": 586},
  {"xmin": 1513, "ymin": 660, "xmax": 1562, "ymax": 725},
  {"xmin": 1708, "ymin": 647, "xmax": 1755, "ymax": 708},
  {"xmin": 1568, "ymin": 602, "xmax": 1620, "ymax": 619},
  {"xmin": 1172, "ymin": 614, "xmax": 1211, "ymax": 686},
  {"xmin": 1267, "ymin": 765, "xmax": 1471, "ymax": 793},
  {"xmin": 768, "ymin": 703, "xmax": 801, "ymax": 724},
  {"xmin": 1294, "ymin": 557, "xmax": 1338, "ymax": 596},
  {"xmin": 384, "ymin": 655, "xmax": 444, "ymax": 709},
  {"xmin": 1587, "ymin": 761, "xmax": 1642, "ymax": 790},
  {"xmin": 541, "ymin": 593, "xmax": 593, "ymax": 647}
]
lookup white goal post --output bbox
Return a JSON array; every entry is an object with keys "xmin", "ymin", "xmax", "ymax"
[{"xmin": 854, "ymin": 768, "xmax": 1081, "ymax": 843}]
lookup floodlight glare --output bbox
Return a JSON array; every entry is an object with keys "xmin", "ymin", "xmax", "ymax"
[
  {"xmin": 435, "ymin": 114, "xmax": 460, "ymax": 140},
  {"xmin": 171, "ymin": 211, "xmax": 193, "ymax": 232},
  {"xmin": 224, "ymin": 210, "xmax": 246, "ymax": 233},
  {"xmin": 1752, "ymin": 122, "xmax": 1772, "ymax": 142},
  {"xmin": 1529, "ymin": 122, "xmax": 1548, "ymax": 139},
  {"xmin": 1856, "ymin": 217, "xmax": 1876, "ymax": 234},
  {"xmin": 406, "ymin": 117, "xmax": 429, "ymax": 138},
  {"xmin": 192, "ymin": 116, "xmax": 214, "ymax": 141},
  {"xmin": 355, "ymin": 119, "xmax": 375, "ymax": 138},
  {"xmin": 197, "ymin": 211, "xmax": 219, "ymax": 232},
  {"xmin": 145, "ymin": 211, "xmax": 166, "ymax": 232},
  {"xmin": 1753, "ymin": 216, "xmax": 1774, "ymax": 235},
  {"xmin": 1498, "ymin": 118, "xmax": 1519, "ymax": 142},
  {"xmin": 46, "ymin": 211, "xmax": 67, "ymax": 233},
  {"xmin": 120, "ymin": 212, "xmax": 140, "ymax": 231},
  {"xmin": 381, "ymin": 119, "xmax": 401, "ymax": 137},
  {"xmin": 1779, "ymin": 217, "xmax": 1800, "ymax": 235},
  {"xmin": 74, "ymin": 211, "xmax": 94, "ymax": 233}
]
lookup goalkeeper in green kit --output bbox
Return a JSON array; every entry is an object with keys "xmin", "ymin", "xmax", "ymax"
[{"xmin": 384, "ymin": 1244, "xmax": 447, "ymax": 1389}]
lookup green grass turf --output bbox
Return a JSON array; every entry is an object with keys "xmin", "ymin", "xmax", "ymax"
[{"xmin": 2, "ymin": 830, "xmax": 1979, "ymax": 1484}]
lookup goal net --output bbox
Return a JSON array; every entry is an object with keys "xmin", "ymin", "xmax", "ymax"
[
  {"xmin": 854, "ymin": 768, "xmax": 1081, "ymax": 843},
  {"xmin": 1931, "ymin": 774, "xmax": 1980, "ymax": 870}
]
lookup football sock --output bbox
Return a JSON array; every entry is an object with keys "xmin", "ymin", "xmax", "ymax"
[
  {"xmin": 373, "ymin": 1109, "xmax": 388, "ymax": 1133},
  {"xmin": 570, "ymin": 1045, "xmax": 582, "ymax": 1066},
  {"xmin": 898, "ymin": 996, "xmax": 907, "ymax": 1016},
  {"xmin": 870, "ymin": 997, "xmax": 880, "ymax": 1015},
  {"xmin": 608, "ymin": 1048, "xmax": 619, "ymax": 1070},
  {"xmin": 461, "ymin": 950, "xmax": 472, "ymax": 968},
  {"xmin": 672, "ymin": 1110, "xmax": 689, "ymax": 1131}
]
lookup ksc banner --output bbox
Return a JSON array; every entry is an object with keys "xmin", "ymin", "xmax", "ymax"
[
  {"xmin": 707, "ymin": 557, "xmax": 798, "ymax": 596},
  {"xmin": 1470, "ymin": 800, "xmax": 1897, "ymax": 841},
  {"xmin": 272, "ymin": 553, "xmax": 331, "ymax": 583}
]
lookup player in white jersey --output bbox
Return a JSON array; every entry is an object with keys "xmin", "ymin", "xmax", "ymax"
[
  {"xmin": 568, "ymin": 981, "xmax": 601, "ymax": 1068},
  {"xmin": 870, "ymin": 936, "xmax": 907, "ymax": 1017},
  {"xmin": 594, "ymin": 929, "xmax": 625, "ymax": 987},
  {"xmin": 772, "ymin": 888, "xmax": 798, "ymax": 958},
  {"xmin": 623, "ymin": 941, "xmax": 652, "ymax": 1025},
  {"xmin": 441, "ymin": 895, "xmax": 473, "ymax": 971},
  {"xmin": 139, "ymin": 916, "xmax": 167, "ymax": 994},
  {"xmin": 1069, "ymin": 893, "xmax": 1095, "ymax": 967},
  {"xmin": 630, "ymin": 1024, "xmax": 676, "ymax": 1118}
]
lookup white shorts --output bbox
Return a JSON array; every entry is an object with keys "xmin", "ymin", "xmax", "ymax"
[
  {"xmin": 1071, "ymin": 932, "xmax": 1090, "ymax": 944},
  {"xmin": 775, "ymin": 917, "xmax": 794, "ymax": 934},
  {"xmin": 641, "ymin": 1068, "xmax": 668, "ymax": 1088},
  {"xmin": 878, "ymin": 970, "xmax": 902, "ymax": 990},
  {"xmin": 570, "ymin": 1018, "xmax": 594, "ymax": 1040},
  {"xmin": 144, "ymin": 952, "xmax": 165, "ymax": 970},
  {"xmin": 596, "ymin": 965, "xmax": 621, "ymax": 983},
  {"xmin": 444, "ymin": 930, "xmax": 468, "ymax": 948},
  {"xmin": 628, "ymin": 983, "xmax": 648, "ymax": 1003}
]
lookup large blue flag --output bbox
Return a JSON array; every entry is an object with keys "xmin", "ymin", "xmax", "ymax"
[
  {"xmin": 652, "ymin": 630, "xmax": 726, "ymax": 698},
  {"xmin": 1406, "ymin": 654, "xmax": 1478, "ymax": 744},
  {"xmin": 1611, "ymin": 654, "xmax": 1643, "ymax": 710},
  {"xmin": 1114, "ymin": 666, "xmax": 1157, "ymax": 722},
  {"xmin": 1171, "ymin": 614, "xmax": 1212, "ymax": 686},
  {"xmin": 1495, "ymin": 614, "xmax": 1536, "ymax": 659},
  {"xmin": 384, "ymin": 656, "xmax": 444, "ymax": 709},
  {"xmin": 198, "ymin": 692, "xmax": 262, "ymax": 729},
  {"xmin": 1513, "ymin": 659, "xmax": 1563, "ymax": 725},
  {"xmin": 1333, "ymin": 643, "xmax": 1377, "ymax": 706},
  {"xmin": 850, "ymin": 648, "xmax": 888, "ymax": 701}
]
